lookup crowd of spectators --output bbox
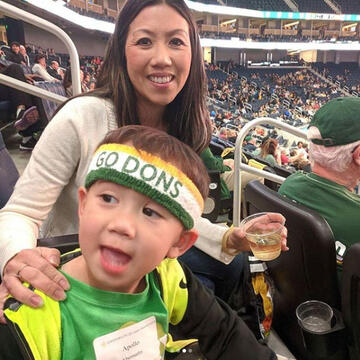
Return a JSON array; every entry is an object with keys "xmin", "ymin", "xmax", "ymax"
[
  {"xmin": 206, "ymin": 62, "xmax": 342, "ymax": 130},
  {"xmin": 0, "ymin": 40, "xmax": 103, "ymax": 150},
  {"xmin": 204, "ymin": 61, "xmax": 353, "ymax": 174},
  {"xmin": 210, "ymin": 112, "xmax": 311, "ymax": 173}
]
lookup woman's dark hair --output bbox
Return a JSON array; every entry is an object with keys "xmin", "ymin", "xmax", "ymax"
[
  {"xmin": 98, "ymin": 125, "xmax": 210, "ymax": 199},
  {"xmin": 260, "ymin": 138, "xmax": 278, "ymax": 158},
  {"xmin": 54, "ymin": 0, "xmax": 211, "ymax": 154},
  {"xmin": 63, "ymin": 67, "xmax": 72, "ymax": 89}
]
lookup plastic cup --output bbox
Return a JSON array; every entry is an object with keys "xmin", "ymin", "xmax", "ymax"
[
  {"xmin": 296, "ymin": 300, "xmax": 333, "ymax": 333},
  {"xmin": 240, "ymin": 212, "xmax": 284, "ymax": 261}
]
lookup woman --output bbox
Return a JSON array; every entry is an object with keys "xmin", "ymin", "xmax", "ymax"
[
  {"xmin": 254, "ymin": 137, "xmax": 282, "ymax": 167},
  {"xmin": 0, "ymin": 0, "xmax": 286, "ymax": 318},
  {"xmin": 31, "ymin": 54, "xmax": 59, "ymax": 83},
  {"xmin": 63, "ymin": 68, "xmax": 87, "ymax": 97}
]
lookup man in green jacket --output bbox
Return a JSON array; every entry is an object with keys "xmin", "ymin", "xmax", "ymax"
[{"xmin": 279, "ymin": 97, "xmax": 360, "ymax": 276}]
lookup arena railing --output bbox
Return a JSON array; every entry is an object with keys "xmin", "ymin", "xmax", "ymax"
[
  {"xmin": 232, "ymin": 117, "xmax": 307, "ymax": 226},
  {"xmin": 0, "ymin": 0, "xmax": 81, "ymax": 100}
]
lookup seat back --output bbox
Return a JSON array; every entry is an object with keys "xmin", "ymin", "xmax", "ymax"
[
  {"xmin": 342, "ymin": 243, "xmax": 360, "ymax": 360},
  {"xmin": 202, "ymin": 170, "xmax": 222, "ymax": 223},
  {"xmin": 0, "ymin": 132, "xmax": 19, "ymax": 208},
  {"xmin": 34, "ymin": 81, "xmax": 66, "ymax": 122},
  {"xmin": 244, "ymin": 180, "xmax": 341, "ymax": 359},
  {"xmin": 37, "ymin": 233, "xmax": 79, "ymax": 254}
]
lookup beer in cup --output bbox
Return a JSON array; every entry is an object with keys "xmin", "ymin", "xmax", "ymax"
[{"xmin": 241, "ymin": 212, "xmax": 285, "ymax": 261}]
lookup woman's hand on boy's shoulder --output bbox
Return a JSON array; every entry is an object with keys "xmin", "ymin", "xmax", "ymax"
[{"xmin": 0, "ymin": 247, "xmax": 69, "ymax": 323}]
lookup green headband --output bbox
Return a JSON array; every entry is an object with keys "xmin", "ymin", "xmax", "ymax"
[{"xmin": 85, "ymin": 144, "xmax": 204, "ymax": 230}]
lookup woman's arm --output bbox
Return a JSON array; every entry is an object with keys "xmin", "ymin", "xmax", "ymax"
[
  {"xmin": 0, "ymin": 99, "xmax": 85, "ymax": 317},
  {"xmin": 194, "ymin": 214, "xmax": 288, "ymax": 264}
]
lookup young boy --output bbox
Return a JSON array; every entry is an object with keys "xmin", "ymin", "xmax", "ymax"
[{"xmin": 1, "ymin": 126, "xmax": 277, "ymax": 360}]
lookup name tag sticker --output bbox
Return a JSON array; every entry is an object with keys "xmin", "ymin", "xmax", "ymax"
[{"xmin": 93, "ymin": 316, "xmax": 162, "ymax": 360}]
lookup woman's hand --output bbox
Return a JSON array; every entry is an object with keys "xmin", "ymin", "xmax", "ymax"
[
  {"xmin": 226, "ymin": 213, "xmax": 289, "ymax": 253},
  {"xmin": 0, "ymin": 247, "xmax": 70, "ymax": 323}
]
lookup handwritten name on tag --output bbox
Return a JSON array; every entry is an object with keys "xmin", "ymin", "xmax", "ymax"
[{"xmin": 93, "ymin": 316, "xmax": 162, "ymax": 360}]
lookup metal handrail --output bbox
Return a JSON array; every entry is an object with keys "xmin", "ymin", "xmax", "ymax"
[
  {"xmin": 233, "ymin": 117, "xmax": 307, "ymax": 226},
  {"xmin": 0, "ymin": 0, "xmax": 81, "ymax": 95},
  {"xmin": 0, "ymin": 74, "xmax": 66, "ymax": 103}
]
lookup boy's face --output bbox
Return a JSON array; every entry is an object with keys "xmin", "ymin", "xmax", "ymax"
[{"xmin": 77, "ymin": 180, "xmax": 197, "ymax": 293}]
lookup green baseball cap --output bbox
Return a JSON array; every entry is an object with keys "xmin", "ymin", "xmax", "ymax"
[{"xmin": 309, "ymin": 97, "xmax": 360, "ymax": 147}]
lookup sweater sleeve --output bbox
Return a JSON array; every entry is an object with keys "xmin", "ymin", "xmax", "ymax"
[
  {"xmin": 0, "ymin": 100, "xmax": 82, "ymax": 275},
  {"xmin": 172, "ymin": 262, "xmax": 277, "ymax": 360}
]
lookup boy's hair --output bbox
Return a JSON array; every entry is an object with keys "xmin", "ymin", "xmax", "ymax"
[{"xmin": 86, "ymin": 125, "xmax": 210, "ymax": 229}]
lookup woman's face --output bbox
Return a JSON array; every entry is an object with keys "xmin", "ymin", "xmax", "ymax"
[{"xmin": 125, "ymin": 4, "xmax": 192, "ymax": 111}]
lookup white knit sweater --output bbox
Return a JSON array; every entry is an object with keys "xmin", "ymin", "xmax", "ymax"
[{"xmin": 0, "ymin": 96, "xmax": 233, "ymax": 275}]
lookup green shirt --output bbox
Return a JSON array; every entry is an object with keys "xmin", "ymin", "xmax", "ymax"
[
  {"xmin": 279, "ymin": 172, "xmax": 360, "ymax": 273},
  {"xmin": 60, "ymin": 271, "xmax": 168, "ymax": 360},
  {"xmin": 253, "ymin": 149, "xmax": 276, "ymax": 167}
]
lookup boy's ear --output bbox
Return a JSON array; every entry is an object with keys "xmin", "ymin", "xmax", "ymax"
[
  {"xmin": 167, "ymin": 229, "xmax": 198, "ymax": 259},
  {"xmin": 78, "ymin": 187, "xmax": 88, "ymax": 218}
]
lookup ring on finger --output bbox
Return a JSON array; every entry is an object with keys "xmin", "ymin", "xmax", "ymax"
[{"xmin": 16, "ymin": 264, "xmax": 29, "ymax": 278}]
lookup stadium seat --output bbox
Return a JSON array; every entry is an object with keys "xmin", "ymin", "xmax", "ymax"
[
  {"xmin": 342, "ymin": 243, "xmax": 360, "ymax": 360},
  {"xmin": 202, "ymin": 170, "xmax": 233, "ymax": 223},
  {"xmin": 37, "ymin": 233, "xmax": 79, "ymax": 254},
  {"xmin": 244, "ymin": 180, "xmax": 341, "ymax": 360},
  {"xmin": 0, "ymin": 131, "xmax": 19, "ymax": 209},
  {"xmin": 34, "ymin": 81, "xmax": 66, "ymax": 122}
]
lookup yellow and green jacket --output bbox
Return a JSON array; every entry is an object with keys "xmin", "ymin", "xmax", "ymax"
[{"xmin": 1, "ymin": 252, "xmax": 276, "ymax": 360}]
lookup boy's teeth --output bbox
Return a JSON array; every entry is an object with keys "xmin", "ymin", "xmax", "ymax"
[{"xmin": 149, "ymin": 76, "xmax": 172, "ymax": 84}]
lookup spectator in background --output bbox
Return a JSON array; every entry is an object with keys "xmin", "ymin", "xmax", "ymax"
[
  {"xmin": 5, "ymin": 42, "xmax": 25, "ymax": 65},
  {"xmin": 280, "ymin": 148, "xmax": 289, "ymax": 165},
  {"xmin": 47, "ymin": 61, "xmax": 63, "ymax": 81},
  {"xmin": 81, "ymin": 71, "xmax": 90, "ymax": 93},
  {"xmin": 32, "ymin": 54, "xmax": 60, "ymax": 82},
  {"xmin": 63, "ymin": 67, "xmax": 87, "ymax": 97},
  {"xmin": 19, "ymin": 45, "xmax": 30, "ymax": 67},
  {"xmin": 254, "ymin": 137, "xmax": 281, "ymax": 167},
  {"xmin": 243, "ymin": 135, "xmax": 257, "ymax": 152},
  {"xmin": 0, "ymin": 63, "xmax": 45, "ymax": 150},
  {"xmin": 218, "ymin": 127, "xmax": 228, "ymax": 140},
  {"xmin": 88, "ymin": 80, "xmax": 96, "ymax": 91},
  {"xmin": 297, "ymin": 141, "xmax": 308, "ymax": 159}
]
